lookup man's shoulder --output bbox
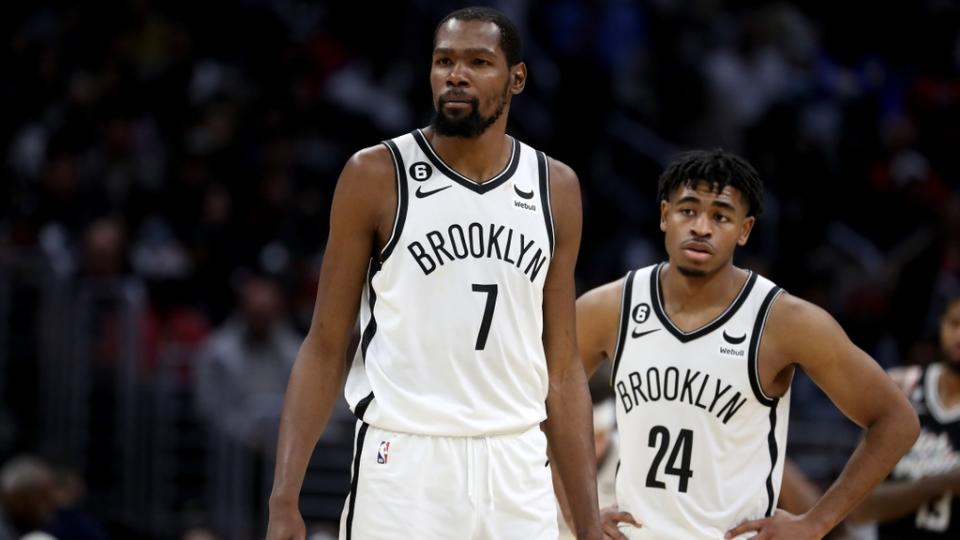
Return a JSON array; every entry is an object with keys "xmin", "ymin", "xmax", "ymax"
[
  {"xmin": 578, "ymin": 267, "xmax": 659, "ymax": 315},
  {"xmin": 346, "ymin": 143, "xmax": 395, "ymax": 174},
  {"xmin": 762, "ymin": 291, "xmax": 841, "ymax": 346},
  {"xmin": 333, "ymin": 143, "xmax": 399, "ymax": 201},
  {"xmin": 579, "ymin": 276, "xmax": 627, "ymax": 308},
  {"xmin": 545, "ymin": 155, "xmax": 578, "ymax": 187},
  {"xmin": 766, "ymin": 290, "xmax": 817, "ymax": 322},
  {"xmin": 513, "ymin": 139, "xmax": 577, "ymax": 186}
]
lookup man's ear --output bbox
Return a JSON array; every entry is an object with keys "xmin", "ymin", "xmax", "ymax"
[
  {"xmin": 737, "ymin": 216, "xmax": 756, "ymax": 246},
  {"xmin": 660, "ymin": 200, "xmax": 669, "ymax": 233},
  {"xmin": 511, "ymin": 62, "xmax": 527, "ymax": 95}
]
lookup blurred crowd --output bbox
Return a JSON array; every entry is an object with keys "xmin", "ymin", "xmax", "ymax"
[{"xmin": 1, "ymin": 0, "xmax": 959, "ymax": 538}]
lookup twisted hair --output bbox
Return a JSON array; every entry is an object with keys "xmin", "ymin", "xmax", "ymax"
[{"xmin": 657, "ymin": 149, "xmax": 764, "ymax": 217}]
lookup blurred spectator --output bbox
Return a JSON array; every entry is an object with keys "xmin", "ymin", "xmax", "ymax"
[
  {"xmin": 0, "ymin": 456, "xmax": 57, "ymax": 539},
  {"xmin": 194, "ymin": 274, "xmax": 300, "ymax": 453},
  {"xmin": 42, "ymin": 468, "xmax": 107, "ymax": 540},
  {"xmin": 81, "ymin": 218, "xmax": 127, "ymax": 277},
  {"xmin": 179, "ymin": 527, "xmax": 220, "ymax": 540}
]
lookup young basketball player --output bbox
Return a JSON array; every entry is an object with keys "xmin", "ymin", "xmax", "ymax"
[{"xmin": 571, "ymin": 149, "xmax": 919, "ymax": 539}]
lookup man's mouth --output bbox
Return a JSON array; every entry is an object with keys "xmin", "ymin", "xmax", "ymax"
[{"xmin": 681, "ymin": 241, "xmax": 713, "ymax": 261}]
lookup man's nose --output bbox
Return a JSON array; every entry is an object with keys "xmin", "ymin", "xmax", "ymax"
[
  {"xmin": 446, "ymin": 62, "xmax": 469, "ymax": 87},
  {"xmin": 690, "ymin": 214, "xmax": 712, "ymax": 237}
]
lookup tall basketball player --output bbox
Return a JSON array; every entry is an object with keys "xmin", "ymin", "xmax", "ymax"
[
  {"xmin": 571, "ymin": 150, "xmax": 919, "ymax": 539},
  {"xmin": 849, "ymin": 295, "xmax": 960, "ymax": 538},
  {"xmin": 267, "ymin": 7, "xmax": 602, "ymax": 540}
]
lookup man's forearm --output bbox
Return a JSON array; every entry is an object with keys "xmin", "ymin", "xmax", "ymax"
[
  {"xmin": 543, "ymin": 363, "xmax": 601, "ymax": 539},
  {"xmin": 270, "ymin": 340, "xmax": 346, "ymax": 506},
  {"xmin": 849, "ymin": 471, "xmax": 959, "ymax": 525},
  {"xmin": 802, "ymin": 407, "xmax": 919, "ymax": 534}
]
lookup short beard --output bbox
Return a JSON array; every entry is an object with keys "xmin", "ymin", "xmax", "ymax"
[
  {"xmin": 431, "ymin": 86, "xmax": 508, "ymax": 138},
  {"xmin": 676, "ymin": 265, "xmax": 707, "ymax": 278}
]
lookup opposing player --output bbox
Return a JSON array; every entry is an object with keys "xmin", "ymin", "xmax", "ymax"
[
  {"xmin": 267, "ymin": 7, "xmax": 602, "ymax": 540},
  {"xmin": 849, "ymin": 295, "xmax": 960, "ymax": 538},
  {"xmin": 572, "ymin": 149, "xmax": 919, "ymax": 539}
]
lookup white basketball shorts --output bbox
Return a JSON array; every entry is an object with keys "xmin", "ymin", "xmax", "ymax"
[{"xmin": 338, "ymin": 421, "xmax": 558, "ymax": 540}]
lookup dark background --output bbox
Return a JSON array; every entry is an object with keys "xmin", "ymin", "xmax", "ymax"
[{"xmin": 1, "ymin": 1, "xmax": 958, "ymax": 538}]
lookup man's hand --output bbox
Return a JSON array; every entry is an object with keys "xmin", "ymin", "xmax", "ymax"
[
  {"xmin": 266, "ymin": 500, "xmax": 306, "ymax": 540},
  {"xmin": 601, "ymin": 505, "xmax": 641, "ymax": 540},
  {"xmin": 725, "ymin": 509, "xmax": 826, "ymax": 540}
]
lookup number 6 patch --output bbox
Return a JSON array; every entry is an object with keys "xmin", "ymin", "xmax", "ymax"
[{"xmin": 409, "ymin": 161, "xmax": 433, "ymax": 182}]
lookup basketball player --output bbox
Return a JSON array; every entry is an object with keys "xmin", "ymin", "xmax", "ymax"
[
  {"xmin": 848, "ymin": 295, "xmax": 960, "ymax": 538},
  {"xmin": 266, "ymin": 7, "xmax": 602, "ymax": 540},
  {"xmin": 570, "ymin": 149, "xmax": 919, "ymax": 539}
]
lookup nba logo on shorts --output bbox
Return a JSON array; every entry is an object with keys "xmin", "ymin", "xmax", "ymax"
[{"xmin": 377, "ymin": 441, "xmax": 390, "ymax": 464}]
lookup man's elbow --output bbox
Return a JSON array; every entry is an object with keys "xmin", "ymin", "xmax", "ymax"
[
  {"xmin": 883, "ymin": 398, "xmax": 920, "ymax": 456},
  {"xmin": 901, "ymin": 405, "xmax": 921, "ymax": 448}
]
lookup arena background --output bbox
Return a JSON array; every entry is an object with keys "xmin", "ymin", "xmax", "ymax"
[{"xmin": 1, "ymin": 1, "xmax": 958, "ymax": 538}]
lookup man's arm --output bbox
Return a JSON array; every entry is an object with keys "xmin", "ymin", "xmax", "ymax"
[
  {"xmin": 577, "ymin": 280, "xmax": 625, "ymax": 379},
  {"xmin": 540, "ymin": 158, "xmax": 602, "ymax": 540},
  {"xmin": 727, "ymin": 294, "xmax": 920, "ymax": 539},
  {"xmin": 553, "ymin": 279, "xmax": 629, "ymax": 536},
  {"xmin": 267, "ymin": 146, "xmax": 394, "ymax": 540},
  {"xmin": 847, "ymin": 469, "xmax": 960, "ymax": 524}
]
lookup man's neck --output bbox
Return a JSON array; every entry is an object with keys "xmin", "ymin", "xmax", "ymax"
[
  {"xmin": 660, "ymin": 262, "xmax": 745, "ymax": 316},
  {"xmin": 424, "ymin": 122, "xmax": 511, "ymax": 183}
]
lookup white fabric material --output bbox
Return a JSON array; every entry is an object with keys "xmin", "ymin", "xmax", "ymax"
[
  {"xmin": 344, "ymin": 130, "xmax": 554, "ymax": 436},
  {"xmin": 612, "ymin": 264, "xmax": 789, "ymax": 539},
  {"xmin": 339, "ymin": 422, "xmax": 557, "ymax": 540}
]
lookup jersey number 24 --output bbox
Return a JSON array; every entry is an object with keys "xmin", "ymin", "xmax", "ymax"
[{"xmin": 646, "ymin": 425, "xmax": 694, "ymax": 493}]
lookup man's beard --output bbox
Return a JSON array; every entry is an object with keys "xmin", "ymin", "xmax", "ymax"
[
  {"xmin": 431, "ymin": 87, "xmax": 508, "ymax": 138},
  {"xmin": 676, "ymin": 265, "xmax": 708, "ymax": 278}
]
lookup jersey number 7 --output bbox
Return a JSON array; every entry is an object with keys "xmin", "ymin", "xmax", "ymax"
[{"xmin": 472, "ymin": 284, "xmax": 498, "ymax": 350}]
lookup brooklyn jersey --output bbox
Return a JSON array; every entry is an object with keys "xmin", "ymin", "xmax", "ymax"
[
  {"xmin": 879, "ymin": 363, "xmax": 960, "ymax": 539},
  {"xmin": 611, "ymin": 263, "xmax": 789, "ymax": 539},
  {"xmin": 343, "ymin": 129, "xmax": 555, "ymax": 437}
]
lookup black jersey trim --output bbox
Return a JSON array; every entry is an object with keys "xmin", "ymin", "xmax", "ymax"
[
  {"xmin": 536, "ymin": 151, "xmax": 555, "ymax": 257},
  {"xmin": 610, "ymin": 270, "xmax": 637, "ymax": 386},
  {"xmin": 651, "ymin": 263, "xmax": 758, "ymax": 343},
  {"xmin": 748, "ymin": 287, "xmax": 783, "ymax": 407},
  {"xmin": 379, "ymin": 140, "xmax": 408, "ymax": 263},
  {"xmin": 764, "ymin": 406, "xmax": 779, "ymax": 517},
  {"xmin": 412, "ymin": 129, "xmax": 521, "ymax": 194},
  {"xmin": 359, "ymin": 261, "xmax": 378, "ymax": 362},
  {"xmin": 354, "ymin": 391, "xmax": 375, "ymax": 421},
  {"xmin": 345, "ymin": 421, "xmax": 370, "ymax": 540}
]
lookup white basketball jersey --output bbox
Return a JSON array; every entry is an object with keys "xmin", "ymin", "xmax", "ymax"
[
  {"xmin": 343, "ymin": 129, "xmax": 555, "ymax": 437},
  {"xmin": 611, "ymin": 263, "xmax": 789, "ymax": 539}
]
